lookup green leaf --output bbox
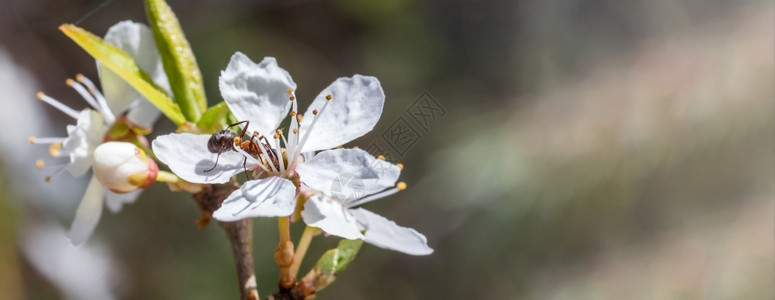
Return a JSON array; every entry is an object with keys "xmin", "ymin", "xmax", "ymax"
[
  {"xmin": 196, "ymin": 102, "xmax": 231, "ymax": 134},
  {"xmin": 145, "ymin": 0, "xmax": 207, "ymax": 122},
  {"xmin": 59, "ymin": 24, "xmax": 186, "ymax": 125},
  {"xmin": 314, "ymin": 239, "xmax": 363, "ymax": 280}
]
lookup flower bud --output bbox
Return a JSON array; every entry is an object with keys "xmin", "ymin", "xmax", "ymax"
[{"xmin": 92, "ymin": 142, "xmax": 158, "ymax": 193}]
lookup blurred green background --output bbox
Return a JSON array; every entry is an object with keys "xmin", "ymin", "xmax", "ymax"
[{"xmin": 0, "ymin": 0, "xmax": 772, "ymax": 299}]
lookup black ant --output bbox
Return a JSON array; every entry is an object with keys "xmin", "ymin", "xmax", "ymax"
[{"xmin": 204, "ymin": 120, "xmax": 279, "ymax": 179}]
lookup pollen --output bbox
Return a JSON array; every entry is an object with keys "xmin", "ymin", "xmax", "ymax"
[
  {"xmin": 396, "ymin": 163, "xmax": 404, "ymax": 170},
  {"xmin": 28, "ymin": 136, "xmax": 36, "ymax": 143},
  {"xmin": 273, "ymin": 133, "xmax": 280, "ymax": 139},
  {"xmin": 296, "ymin": 114, "xmax": 303, "ymax": 123},
  {"xmin": 290, "ymin": 111, "xmax": 297, "ymax": 117},
  {"xmin": 35, "ymin": 160, "xmax": 45, "ymax": 169},
  {"xmin": 287, "ymin": 88, "xmax": 293, "ymax": 95},
  {"xmin": 325, "ymin": 94, "xmax": 332, "ymax": 101},
  {"xmin": 65, "ymin": 78, "xmax": 75, "ymax": 86},
  {"xmin": 76, "ymin": 73, "xmax": 86, "ymax": 82},
  {"xmin": 49, "ymin": 142, "xmax": 62, "ymax": 157},
  {"xmin": 377, "ymin": 155, "xmax": 386, "ymax": 161},
  {"xmin": 312, "ymin": 109, "xmax": 318, "ymax": 115},
  {"xmin": 36, "ymin": 91, "xmax": 45, "ymax": 100},
  {"xmin": 292, "ymin": 128, "xmax": 298, "ymax": 134},
  {"xmin": 396, "ymin": 182, "xmax": 407, "ymax": 190}
]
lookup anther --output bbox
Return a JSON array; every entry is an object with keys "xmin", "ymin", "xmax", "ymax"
[
  {"xmin": 36, "ymin": 92, "xmax": 45, "ymax": 100},
  {"xmin": 396, "ymin": 163, "xmax": 404, "ymax": 170},
  {"xmin": 289, "ymin": 96, "xmax": 295, "ymax": 101},
  {"xmin": 312, "ymin": 109, "xmax": 318, "ymax": 115},
  {"xmin": 396, "ymin": 182, "xmax": 407, "ymax": 190},
  {"xmin": 44, "ymin": 176, "xmax": 52, "ymax": 182},
  {"xmin": 233, "ymin": 137, "xmax": 241, "ymax": 144},
  {"xmin": 292, "ymin": 128, "xmax": 298, "ymax": 134},
  {"xmin": 36, "ymin": 160, "xmax": 45, "ymax": 169},
  {"xmin": 290, "ymin": 111, "xmax": 297, "ymax": 117},
  {"xmin": 28, "ymin": 136, "xmax": 36, "ymax": 144},
  {"xmin": 325, "ymin": 94, "xmax": 332, "ymax": 101},
  {"xmin": 65, "ymin": 78, "xmax": 75, "ymax": 86},
  {"xmin": 273, "ymin": 133, "xmax": 280, "ymax": 139},
  {"xmin": 377, "ymin": 155, "xmax": 385, "ymax": 161},
  {"xmin": 49, "ymin": 143, "xmax": 62, "ymax": 157},
  {"xmin": 287, "ymin": 88, "xmax": 292, "ymax": 95},
  {"xmin": 296, "ymin": 114, "xmax": 303, "ymax": 123},
  {"xmin": 75, "ymin": 73, "xmax": 86, "ymax": 82}
]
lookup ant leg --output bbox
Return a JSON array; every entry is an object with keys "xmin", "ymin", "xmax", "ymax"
[
  {"xmin": 227, "ymin": 120, "xmax": 250, "ymax": 138},
  {"xmin": 242, "ymin": 157, "xmax": 250, "ymax": 181},
  {"xmin": 204, "ymin": 153, "xmax": 221, "ymax": 172}
]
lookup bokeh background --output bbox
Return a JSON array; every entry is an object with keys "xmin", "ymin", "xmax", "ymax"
[{"xmin": 0, "ymin": 0, "xmax": 773, "ymax": 299}]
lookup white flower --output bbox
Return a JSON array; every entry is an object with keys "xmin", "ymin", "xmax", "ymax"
[
  {"xmin": 152, "ymin": 52, "xmax": 385, "ymax": 221},
  {"xmin": 93, "ymin": 142, "xmax": 158, "ymax": 193},
  {"xmin": 298, "ymin": 148, "xmax": 433, "ymax": 256},
  {"xmin": 31, "ymin": 21, "xmax": 169, "ymax": 245}
]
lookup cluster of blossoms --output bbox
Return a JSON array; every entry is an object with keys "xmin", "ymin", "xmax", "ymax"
[
  {"xmin": 153, "ymin": 53, "xmax": 432, "ymax": 255},
  {"xmin": 31, "ymin": 21, "xmax": 166, "ymax": 245},
  {"xmin": 33, "ymin": 2, "xmax": 431, "ymax": 297}
]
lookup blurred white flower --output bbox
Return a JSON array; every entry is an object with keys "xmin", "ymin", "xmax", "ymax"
[
  {"xmin": 21, "ymin": 221, "xmax": 122, "ymax": 300},
  {"xmin": 153, "ymin": 52, "xmax": 385, "ymax": 221},
  {"xmin": 30, "ymin": 20, "xmax": 169, "ymax": 245},
  {"xmin": 299, "ymin": 148, "xmax": 433, "ymax": 255}
]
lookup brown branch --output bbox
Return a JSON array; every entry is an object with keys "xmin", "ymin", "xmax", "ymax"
[
  {"xmin": 221, "ymin": 219, "xmax": 259, "ymax": 300},
  {"xmin": 193, "ymin": 182, "xmax": 259, "ymax": 300}
]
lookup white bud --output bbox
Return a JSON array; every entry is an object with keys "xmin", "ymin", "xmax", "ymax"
[{"xmin": 92, "ymin": 142, "xmax": 158, "ymax": 193}]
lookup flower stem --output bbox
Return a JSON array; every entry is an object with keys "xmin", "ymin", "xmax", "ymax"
[
  {"xmin": 289, "ymin": 226, "xmax": 319, "ymax": 279},
  {"xmin": 275, "ymin": 216, "xmax": 295, "ymax": 289},
  {"xmin": 155, "ymin": 170, "xmax": 178, "ymax": 183}
]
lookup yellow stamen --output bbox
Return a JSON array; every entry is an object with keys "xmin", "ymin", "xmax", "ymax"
[
  {"xmin": 65, "ymin": 78, "xmax": 75, "ymax": 86},
  {"xmin": 325, "ymin": 94, "xmax": 332, "ymax": 101},
  {"xmin": 289, "ymin": 96, "xmax": 295, "ymax": 101},
  {"xmin": 36, "ymin": 92, "xmax": 45, "ymax": 100},
  {"xmin": 290, "ymin": 111, "xmax": 297, "ymax": 117},
  {"xmin": 396, "ymin": 163, "xmax": 404, "ymax": 170},
  {"xmin": 287, "ymin": 88, "xmax": 292, "ymax": 95},
  {"xmin": 396, "ymin": 182, "xmax": 407, "ymax": 190},
  {"xmin": 296, "ymin": 114, "xmax": 303, "ymax": 123},
  {"xmin": 377, "ymin": 155, "xmax": 385, "ymax": 161},
  {"xmin": 44, "ymin": 176, "xmax": 52, "ymax": 182},
  {"xmin": 312, "ymin": 109, "xmax": 318, "ymax": 115},
  {"xmin": 35, "ymin": 160, "xmax": 45, "ymax": 169},
  {"xmin": 76, "ymin": 73, "xmax": 86, "ymax": 82},
  {"xmin": 292, "ymin": 128, "xmax": 298, "ymax": 134},
  {"xmin": 28, "ymin": 136, "xmax": 36, "ymax": 144},
  {"xmin": 49, "ymin": 142, "xmax": 62, "ymax": 157}
]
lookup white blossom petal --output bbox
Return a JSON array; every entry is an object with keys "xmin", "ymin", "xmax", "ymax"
[
  {"xmin": 301, "ymin": 195, "xmax": 363, "ymax": 240},
  {"xmin": 99, "ymin": 20, "xmax": 169, "ymax": 117},
  {"xmin": 351, "ymin": 208, "xmax": 433, "ymax": 255},
  {"xmin": 296, "ymin": 148, "xmax": 400, "ymax": 197},
  {"xmin": 152, "ymin": 133, "xmax": 254, "ymax": 184},
  {"xmin": 219, "ymin": 53, "xmax": 295, "ymax": 136},
  {"xmin": 104, "ymin": 189, "xmax": 142, "ymax": 213},
  {"xmin": 126, "ymin": 99, "xmax": 161, "ymax": 129},
  {"xmin": 213, "ymin": 177, "xmax": 297, "ymax": 221},
  {"xmin": 63, "ymin": 110, "xmax": 104, "ymax": 177},
  {"xmin": 298, "ymin": 75, "xmax": 384, "ymax": 152},
  {"xmin": 68, "ymin": 176, "xmax": 105, "ymax": 246}
]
